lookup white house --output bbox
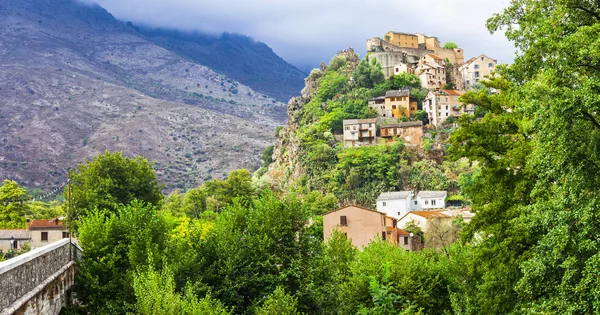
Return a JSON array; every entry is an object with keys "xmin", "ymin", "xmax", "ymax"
[
  {"xmin": 397, "ymin": 211, "xmax": 450, "ymax": 233},
  {"xmin": 376, "ymin": 191, "xmax": 414, "ymax": 219},
  {"xmin": 416, "ymin": 191, "xmax": 447, "ymax": 209},
  {"xmin": 343, "ymin": 119, "xmax": 377, "ymax": 147}
]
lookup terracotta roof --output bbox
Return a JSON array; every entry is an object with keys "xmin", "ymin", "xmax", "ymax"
[
  {"xmin": 397, "ymin": 229, "xmax": 410, "ymax": 236},
  {"xmin": 29, "ymin": 219, "xmax": 65, "ymax": 230},
  {"xmin": 443, "ymin": 90, "xmax": 463, "ymax": 96},
  {"xmin": 385, "ymin": 89, "xmax": 411, "ymax": 98},
  {"xmin": 427, "ymin": 54, "xmax": 443, "ymax": 60},
  {"xmin": 0, "ymin": 230, "xmax": 30, "ymax": 240},
  {"xmin": 324, "ymin": 205, "xmax": 386, "ymax": 216}
]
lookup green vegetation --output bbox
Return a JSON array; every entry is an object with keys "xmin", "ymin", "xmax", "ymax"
[{"xmin": 443, "ymin": 42, "xmax": 458, "ymax": 49}]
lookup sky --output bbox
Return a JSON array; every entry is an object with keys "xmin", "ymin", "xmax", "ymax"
[{"xmin": 87, "ymin": 0, "xmax": 517, "ymax": 72}]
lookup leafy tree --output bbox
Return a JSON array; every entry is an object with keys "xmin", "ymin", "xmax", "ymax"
[
  {"xmin": 443, "ymin": 42, "xmax": 458, "ymax": 49},
  {"xmin": 256, "ymin": 287, "xmax": 302, "ymax": 315},
  {"xmin": 0, "ymin": 180, "xmax": 30, "ymax": 228},
  {"xmin": 70, "ymin": 151, "xmax": 164, "ymax": 217},
  {"xmin": 388, "ymin": 73, "xmax": 421, "ymax": 90},
  {"xmin": 413, "ymin": 110, "xmax": 429, "ymax": 125},
  {"xmin": 354, "ymin": 57, "xmax": 385, "ymax": 89},
  {"xmin": 73, "ymin": 201, "xmax": 170, "ymax": 314}
]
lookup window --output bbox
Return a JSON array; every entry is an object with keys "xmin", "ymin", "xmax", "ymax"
[
  {"xmin": 432, "ymin": 200, "xmax": 437, "ymax": 206},
  {"xmin": 474, "ymin": 71, "xmax": 480, "ymax": 78},
  {"xmin": 414, "ymin": 201, "xmax": 417, "ymax": 205},
  {"xmin": 446, "ymin": 105, "xmax": 448, "ymax": 110},
  {"xmin": 381, "ymin": 232, "xmax": 387, "ymax": 240},
  {"xmin": 62, "ymin": 232, "xmax": 68, "ymax": 238},
  {"xmin": 404, "ymin": 237, "xmax": 409, "ymax": 245},
  {"xmin": 14, "ymin": 241, "xmax": 18, "ymax": 249},
  {"xmin": 41, "ymin": 232, "xmax": 48, "ymax": 241},
  {"xmin": 425, "ymin": 200, "xmax": 429, "ymax": 205},
  {"xmin": 474, "ymin": 64, "xmax": 479, "ymax": 70},
  {"xmin": 398, "ymin": 212, "xmax": 401, "ymax": 216},
  {"xmin": 488, "ymin": 63, "xmax": 494, "ymax": 68},
  {"xmin": 446, "ymin": 113, "xmax": 449, "ymax": 116},
  {"xmin": 345, "ymin": 127, "xmax": 349, "ymax": 131},
  {"xmin": 383, "ymin": 202, "xmax": 387, "ymax": 207},
  {"xmin": 340, "ymin": 216, "xmax": 347, "ymax": 226}
]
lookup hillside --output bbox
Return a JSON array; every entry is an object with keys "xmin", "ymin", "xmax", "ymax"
[
  {"xmin": 0, "ymin": 0, "xmax": 290, "ymax": 191},
  {"xmin": 137, "ymin": 27, "xmax": 306, "ymax": 102}
]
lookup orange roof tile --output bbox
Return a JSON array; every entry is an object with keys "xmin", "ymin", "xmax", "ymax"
[
  {"xmin": 427, "ymin": 54, "xmax": 443, "ymax": 60},
  {"xmin": 409, "ymin": 211, "xmax": 449, "ymax": 218},
  {"xmin": 443, "ymin": 90, "xmax": 463, "ymax": 96},
  {"xmin": 29, "ymin": 219, "xmax": 65, "ymax": 229}
]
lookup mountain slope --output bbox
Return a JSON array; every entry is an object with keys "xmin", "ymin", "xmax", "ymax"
[
  {"xmin": 0, "ymin": 0, "xmax": 287, "ymax": 192},
  {"xmin": 137, "ymin": 27, "xmax": 306, "ymax": 102}
]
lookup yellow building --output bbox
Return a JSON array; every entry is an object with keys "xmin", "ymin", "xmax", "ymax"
[
  {"xmin": 384, "ymin": 89, "xmax": 411, "ymax": 118},
  {"xmin": 384, "ymin": 31, "xmax": 418, "ymax": 49}
]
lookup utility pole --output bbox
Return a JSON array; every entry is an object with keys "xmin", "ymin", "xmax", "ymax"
[{"xmin": 68, "ymin": 171, "xmax": 72, "ymax": 261}]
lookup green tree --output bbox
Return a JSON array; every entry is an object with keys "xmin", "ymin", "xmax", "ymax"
[
  {"xmin": 388, "ymin": 73, "xmax": 421, "ymax": 90},
  {"xmin": 70, "ymin": 151, "xmax": 164, "ymax": 217},
  {"xmin": 256, "ymin": 287, "xmax": 302, "ymax": 315},
  {"xmin": 0, "ymin": 180, "xmax": 30, "ymax": 228},
  {"xmin": 73, "ymin": 201, "xmax": 170, "ymax": 314},
  {"xmin": 443, "ymin": 42, "xmax": 458, "ymax": 49},
  {"xmin": 354, "ymin": 57, "xmax": 385, "ymax": 89}
]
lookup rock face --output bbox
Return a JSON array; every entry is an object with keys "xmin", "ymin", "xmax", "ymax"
[
  {"xmin": 0, "ymin": 0, "xmax": 296, "ymax": 191},
  {"xmin": 266, "ymin": 49, "xmax": 359, "ymax": 189}
]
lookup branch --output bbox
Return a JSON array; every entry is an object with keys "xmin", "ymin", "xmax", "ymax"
[
  {"xmin": 581, "ymin": 110, "xmax": 600, "ymax": 130},
  {"xmin": 568, "ymin": 5, "xmax": 600, "ymax": 20}
]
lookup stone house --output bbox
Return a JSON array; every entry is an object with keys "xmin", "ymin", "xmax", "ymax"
[
  {"xmin": 380, "ymin": 121, "xmax": 424, "ymax": 146},
  {"xmin": 424, "ymin": 90, "xmax": 472, "ymax": 126},
  {"xmin": 416, "ymin": 191, "xmax": 448, "ymax": 209},
  {"xmin": 384, "ymin": 31, "xmax": 419, "ymax": 49},
  {"xmin": 459, "ymin": 54, "xmax": 497, "ymax": 90},
  {"xmin": 416, "ymin": 63, "xmax": 446, "ymax": 89},
  {"xmin": 29, "ymin": 218, "xmax": 69, "ymax": 249},
  {"xmin": 0, "ymin": 229, "xmax": 30, "ymax": 252},
  {"xmin": 368, "ymin": 96, "xmax": 386, "ymax": 116},
  {"xmin": 323, "ymin": 205, "xmax": 410, "ymax": 249},
  {"xmin": 343, "ymin": 119, "xmax": 377, "ymax": 147},
  {"xmin": 416, "ymin": 33, "xmax": 465, "ymax": 65}
]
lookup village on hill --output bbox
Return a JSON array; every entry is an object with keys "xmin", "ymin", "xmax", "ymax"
[
  {"xmin": 343, "ymin": 31, "xmax": 496, "ymax": 148},
  {"xmin": 331, "ymin": 31, "xmax": 492, "ymax": 250}
]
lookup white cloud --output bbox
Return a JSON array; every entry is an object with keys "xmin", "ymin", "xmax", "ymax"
[{"xmin": 89, "ymin": 0, "xmax": 516, "ymax": 70}]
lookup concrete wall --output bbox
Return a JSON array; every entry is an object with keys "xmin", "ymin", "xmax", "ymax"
[
  {"xmin": 29, "ymin": 230, "xmax": 67, "ymax": 249},
  {"xmin": 377, "ymin": 197, "xmax": 412, "ymax": 219},
  {"xmin": 0, "ymin": 239, "xmax": 80, "ymax": 314}
]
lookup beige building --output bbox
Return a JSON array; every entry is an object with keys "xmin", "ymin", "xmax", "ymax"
[
  {"xmin": 416, "ymin": 33, "xmax": 465, "ymax": 65},
  {"xmin": 392, "ymin": 62, "xmax": 416, "ymax": 76},
  {"xmin": 29, "ymin": 219, "xmax": 69, "ymax": 249},
  {"xmin": 424, "ymin": 90, "xmax": 473, "ymax": 126},
  {"xmin": 397, "ymin": 211, "xmax": 450, "ymax": 234},
  {"xmin": 323, "ymin": 205, "xmax": 410, "ymax": 249},
  {"xmin": 0, "ymin": 230, "xmax": 30, "ymax": 252},
  {"xmin": 384, "ymin": 31, "xmax": 419, "ymax": 49},
  {"xmin": 380, "ymin": 121, "xmax": 424, "ymax": 146},
  {"xmin": 343, "ymin": 119, "xmax": 377, "ymax": 147},
  {"xmin": 459, "ymin": 54, "xmax": 497, "ymax": 90},
  {"xmin": 416, "ymin": 63, "xmax": 446, "ymax": 89}
]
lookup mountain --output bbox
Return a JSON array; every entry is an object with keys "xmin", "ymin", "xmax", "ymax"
[
  {"xmin": 0, "ymin": 0, "xmax": 293, "ymax": 192},
  {"xmin": 136, "ymin": 27, "xmax": 306, "ymax": 102}
]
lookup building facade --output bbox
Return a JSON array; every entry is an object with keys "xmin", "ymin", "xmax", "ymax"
[
  {"xmin": 417, "ymin": 63, "xmax": 446, "ymax": 89},
  {"xmin": 380, "ymin": 121, "xmax": 424, "ymax": 146},
  {"xmin": 29, "ymin": 219, "xmax": 69, "ymax": 249},
  {"xmin": 384, "ymin": 31, "xmax": 419, "ymax": 49},
  {"xmin": 0, "ymin": 230, "xmax": 30, "ymax": 252},
  {"xmin": 323, "ymin": 205, "xmax": 408, "ymax": 248},
  {"xmin": 424, "ymin": 90, "xmax": 471, "ymax": 126},
  {"xmin": 459, "ymin": 54, "xmax": 497, "ymax": 90},
  {"xmin": 343, "ymin": 119, "xmax": 377, "ymax": 147},
  {"xmin": 376, "ymin": 191, "xmax": 414, "ymax": 219},
  {"xmin": 416, "ymin": 191, "xmax": 448, "ymax": 210},
  {"xmin": 384, "ymin": 89, "xmax": 411, "ymax": 118}
]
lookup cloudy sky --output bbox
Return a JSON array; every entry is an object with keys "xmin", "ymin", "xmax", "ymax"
[{"xmin": 88, "ymin": 0, "xmax": 516, "ymax": 72}]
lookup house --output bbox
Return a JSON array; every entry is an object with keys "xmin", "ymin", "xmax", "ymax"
[
  {"xmin": 416, "ymin": 191, "xmax": 447, "ymax": 209},
  {"xmin": 392, "ymin": 62, "xmax": 416, "ymax": 76},
  {"xmin": 323, "ymin": 205, "xmax": 409, "ymax": 248},
  {"xmin": 397, "ymin": 211, "xmax": 450, "ymax": 234},
  {"xmin": 0, "ymin": 229, "xmax": 30, "ymax": 252},
  {"xmin": 29, "ymin": 218, "xmax": 70, "ymax": 249},
  {"xmin": 416, "ymin": 33, "xmax": 465, "ymax": 65},
  {"xmin": 459, "ymin": 54, "xmax": 497, "ymax": 90},
  {"xmin": 384, "ymin": 31, "xmax": 419, "ymax": 49},
  {"xmin": 384, "ymin": 89, "xmax": 412, "ymax": 118},
  {"xmin": 380, "ymin": 121, "xmax": 424, "ymax": 146},
  {"xmin": 424, "ymin": 90, "xmax": 472, "ymax": 126},
  {"xmin": 343, "ymin": 119, "xmax": 377, "ymax": 147},
  {"xmin": 421, "ymin": 54, "xmax": 445, "ymax": 66},
  {"xmin": 376, "ymin": 191, "xmax": 414, "ymax": 219},
  {"xmin": 367, "ymin": 96, "xmax": 386, "ymax": 116},
  {"xmin": 416, "ymin": 63, "xmax": 446, "ymax": 89}
]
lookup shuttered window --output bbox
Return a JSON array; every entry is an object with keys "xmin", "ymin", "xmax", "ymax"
[
  {"xmin": 41, "ymin": 232, "xmax": 48, "ymax": 241},
  {"xmin": 340, "ymin": 216, "xmax": 347, "ymax": 226},
  {"xmin": 382, "ymin": 232, "xmax": 386, "ymax": 240}
]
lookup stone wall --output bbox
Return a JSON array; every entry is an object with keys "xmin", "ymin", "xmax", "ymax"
[{"xmin": 0, "ymin": 239, "xmax": 80, "ymax": 315}]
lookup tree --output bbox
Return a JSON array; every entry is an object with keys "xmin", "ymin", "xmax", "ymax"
[
  {"xmin": 443, "ymin": 42, "xmax": 458, "ymax": 49},
  {"xmin": 0, "ymin": 180, "xmax": 30, "ymax": 228},
  {"xmin": 256, "ymin": 287, "xmax": 302, "ymax": 315},
  {"xmin": 413, "ymin": 110, "xmax": 429, "ymax": 125},
  {"xmin": 70, "ymin": 151, "xmax": 163, "ymax": 217},
  {"xmin": 354, "ymin": 57, "xmax": 385, "ymax": 89},
  {"xmin": 388, "ymin": 73, "xmax": 421, "ymax": 90}
]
